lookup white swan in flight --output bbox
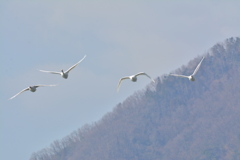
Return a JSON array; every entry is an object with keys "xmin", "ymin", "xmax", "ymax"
[
  {"xmin": 117, "ymin": 72, "xmax": 155, "ymax": 92},
  {"xmin": 169, "ymin": 57, "xmax": 205, "ymax": 81},
  {"xmin": 9, "ymin": 84, "xmax": 57, "ymax": 100},
  {"xmin": 39, "ymin": 55, "xmax": 86, "ymax": 79}
]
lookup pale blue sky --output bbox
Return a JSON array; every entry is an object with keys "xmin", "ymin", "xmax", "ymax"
[{"xmin": 1, "ymin": 1, "xmax": 240, "ymax": 159}]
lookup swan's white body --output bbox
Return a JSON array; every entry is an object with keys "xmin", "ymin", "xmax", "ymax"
[
  {"xmin": 169, "ymin": 57, "xmax": 205, "ymax": 81},
  {"xmin": 117, "ymin": 72, "xmax": 155, "ymax": 92},
  {"xmin": 9, "ymin": 84, "xmax": 57, "ymax": 100},
  {"xmin": 39, "ymin": 55, "xmax": 86, "ymax": 79}
]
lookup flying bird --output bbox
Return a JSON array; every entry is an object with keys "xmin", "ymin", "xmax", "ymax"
[
  {"xmin": 117, "ymin": 72, "xmax": 155, "ymax": 92},
  {"xmin": 39, "ymin": 55, "xmax": 86, "ymax": 79},
  {"xmin": 169, "ymin": 57, "xmax": 205, "ymax": 81},
  {"xmin": 9, "ymin": 84, "xmax": 57, "ymax": 100}
]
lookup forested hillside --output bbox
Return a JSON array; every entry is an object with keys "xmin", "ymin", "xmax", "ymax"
[{"xmin": 30, "ymin": 37, "xmax": 240, "ymax": 160}]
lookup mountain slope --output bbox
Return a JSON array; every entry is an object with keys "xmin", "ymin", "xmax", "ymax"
[{"xmin": 30, "ymin": 37, "xmax": 240, "ymax": 160}]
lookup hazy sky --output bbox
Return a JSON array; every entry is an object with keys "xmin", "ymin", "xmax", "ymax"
[{"xmin": 1, "ymin": 1, "xmax": 240, "ymax": 159}]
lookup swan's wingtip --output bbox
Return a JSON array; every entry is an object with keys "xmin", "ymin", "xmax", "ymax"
[{"xmin": 8, "ymin": 97, "xmax": 14, "ymax": 100}]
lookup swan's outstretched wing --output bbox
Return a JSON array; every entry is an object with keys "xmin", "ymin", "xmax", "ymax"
[
  {"xmin": 39, "ymin": 70, "xmax": 61, "ymax": 75},
  {"xmin": 192, "ymin": 57, "xmax": 205, "ymax": 76},
  {"xmin": 135, "ymin": 72, "xmax": 155, "ymax": 83},
  {"xmin": 169, "ymin": 73, "xmax": 189, "ymax": 79},
  {"xmin": 66, "ymin": 55, "xmax": 86, "ymax": 73},
  {"xmin": 9, "ymin": 88, "xmax": 29, "ymax": 100},
  {"xmin": 117, "ymin": 77, "xmax": 130, "ymax": 92},
  {"xmin": 34, "ymin": 84, "xmax": 58, "ymax": 88}
]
